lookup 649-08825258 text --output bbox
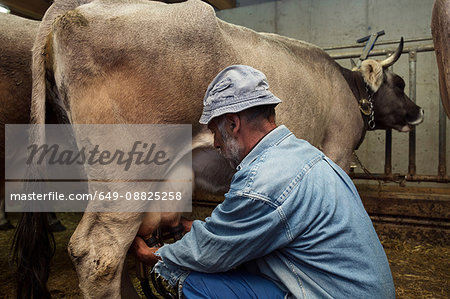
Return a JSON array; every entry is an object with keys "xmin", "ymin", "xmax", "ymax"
[{"xmin": 9, "ymin": 191, "xmax": 183, "ymax": 201}]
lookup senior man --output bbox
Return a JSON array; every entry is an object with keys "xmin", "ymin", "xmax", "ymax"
[{"xmin": 133, "ymin": 65, "xmax": 395, "ymax": 298}]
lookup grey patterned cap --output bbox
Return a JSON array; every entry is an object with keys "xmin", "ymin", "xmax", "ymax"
[{"xmin": 199, "ymin": 65, "xmax": 282, "ymax": 124}]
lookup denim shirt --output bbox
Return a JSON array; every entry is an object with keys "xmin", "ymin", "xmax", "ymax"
[{"xmin": 154, "ymin": 125, "xmax": 395, "ymax": 299}]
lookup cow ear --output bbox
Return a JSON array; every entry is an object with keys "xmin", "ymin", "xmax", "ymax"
[{"xmin": 359, "ymin": 59, "xmax": 383, "ymax": 92}]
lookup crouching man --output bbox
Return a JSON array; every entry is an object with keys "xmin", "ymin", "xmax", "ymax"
[{"xmin": 133, "ymin": 65, "xmax": 395, "ymax": 298}]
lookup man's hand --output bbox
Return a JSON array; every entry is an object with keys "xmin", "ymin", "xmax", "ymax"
[
  {"xmin": 132, "ymin": 219, "xmax": 193, "ymax": 266},
  {"xmin": 180, "ymin": 217, "xmax": 194, "ymax": 233},
  {"xmin": 132, "ymin": 236, "xmax": 161, "ymax": 267}
]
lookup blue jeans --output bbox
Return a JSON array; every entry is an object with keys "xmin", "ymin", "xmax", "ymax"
[{"xmin": 182, "ymin": 270, "xmax": 286, "ymax": 299}]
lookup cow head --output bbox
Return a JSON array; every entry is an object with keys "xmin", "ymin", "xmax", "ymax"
[{"xmin": 358, "ymin": 38, "xmax": 424, "ymax": 132}]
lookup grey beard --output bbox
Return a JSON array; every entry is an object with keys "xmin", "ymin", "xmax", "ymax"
[
  {"xmin": 220, "ymin": 136, "xmax": 241, "ymax": 169},
  {"xmin": 217, "ymin": 123, "xmax": 242, "ymax": 169}
]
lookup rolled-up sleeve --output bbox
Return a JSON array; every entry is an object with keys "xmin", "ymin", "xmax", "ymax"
[{"xmin": 153, "ymin": 192, "xmax": 290, "ymax": 285}]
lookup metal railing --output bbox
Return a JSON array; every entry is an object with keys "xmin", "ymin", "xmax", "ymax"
[{"xmin": 324, "ymin": 37, "xmax": 448, "ymax": 184}]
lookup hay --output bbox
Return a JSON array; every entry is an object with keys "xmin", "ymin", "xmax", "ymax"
[
  {"xmin": 380, "ymin": 237, "xmax": 450, "ymax": 298},
  {"xmin": 1, "ymin": 212, "xmax": 448, "ymax": 298}
]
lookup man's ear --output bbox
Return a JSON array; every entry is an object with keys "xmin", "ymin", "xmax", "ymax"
[{"xmin": 225, "ymin": 114, "xmax": 240, "ymax": 136}]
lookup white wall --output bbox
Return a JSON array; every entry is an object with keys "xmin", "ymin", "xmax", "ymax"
[{"xmin": 216, "ymin": 0, "xmax": 449, "ymax": 183}]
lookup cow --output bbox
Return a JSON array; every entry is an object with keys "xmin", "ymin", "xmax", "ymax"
[
  {"xmin": 12, "ymin": 0, "xmax": 424, "ymax": 298},
  {"xmin": 432, "ymin": 0, "xmax": 450, "ymax": 118},
  {"xmin": 0, "ymin": 13, "xmax": 37, "ymax": 230},
  {"xmin": 0, "ymin": 13, "xmax": 67, "ymax": 232}
]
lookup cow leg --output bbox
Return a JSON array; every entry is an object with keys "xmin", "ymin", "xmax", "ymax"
[
  {"xmin": 0, "ymin": 160, "xmax": 13, "ymax": 230},
  {"xmin": 0, "ymin": 199, "xmax": 6, "ymax": 226},
  {"xmin": 320, "ymin": 103, "xmax": 364, "ymax": 173},
  {"xmin": 0, "ymin": 173, "xmax": 14, "ymax": 230},
  {"xmin": 323, "ymin": 147, "xmax": 353, "ymax": 173},
  {"xmin": 68, "ymin": 212, "xmax": 143, "ymax": 298},
  {"xmin": 320, "ymin": 133, "xmax": 356, "ymax": 174},
  {"xmin": 120, "ymin": 256, "xmax": 140, "ymax": 299},
  {"xmin": 48, "ymin": 212, "xmax": 66, "ymax": 232},
  {"xmin": 0, "ymin": 197, "xmax": 14, "ymax": 230}
]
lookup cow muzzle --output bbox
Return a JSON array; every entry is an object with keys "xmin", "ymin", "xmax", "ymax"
[
  {"xmin": 408, "ymin": 108, "xmax": 425, "ymax": 126},
  {"xmin": 399, "ymin": 108, "xmax": 424, "ymax": 132}
]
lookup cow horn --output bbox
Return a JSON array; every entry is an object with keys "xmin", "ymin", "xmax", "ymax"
[{"xmin": 380, "ymin": 37, "xmax": 404, "ymax": 68}]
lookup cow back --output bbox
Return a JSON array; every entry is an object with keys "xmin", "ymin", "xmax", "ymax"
[{"xmin": 45, "ymin": 0, "xmax": 361, "ymax": 153}]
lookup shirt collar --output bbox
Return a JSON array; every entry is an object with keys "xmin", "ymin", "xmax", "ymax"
[{"xmin": 236, "ymin": 125, "xmax": 292, "ymax": 171}]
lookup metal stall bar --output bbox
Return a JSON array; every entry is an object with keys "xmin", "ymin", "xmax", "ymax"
[
  {"xmin": 323, "ymin": 37, "xmax": 433, "ymax": 51},
  {"xmin": 385, "ymin": 55, "xmax": 393, "ymax": 179},
  {"xmin": 408, "ymin": 51, "xmax": 417, "ymax": 178},
  {"xmin": 385, "ymin": 129, "xmax": 392, "ymax": 177},
  {"xmin": 353, "ymin": 173, "xmax": 450, "ymax": 182},
  {"xmin": 329, "ymin": 44, "xmax": 434, "ymax": 59}
]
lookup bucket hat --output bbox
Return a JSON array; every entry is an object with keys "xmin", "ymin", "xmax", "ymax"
[{"xmin": 199, "ymin": 65, "xmax": 282, "ymax": 124}]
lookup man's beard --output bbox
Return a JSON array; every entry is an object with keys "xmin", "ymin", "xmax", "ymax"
[{"xmin": 218, "ymin": 126, "xmax": 242, "ymax": 169}]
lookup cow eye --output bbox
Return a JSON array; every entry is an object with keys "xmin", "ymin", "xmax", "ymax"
[{"xmin": 395, "ymin": 77, "xmax": 406, "ymax": 90}]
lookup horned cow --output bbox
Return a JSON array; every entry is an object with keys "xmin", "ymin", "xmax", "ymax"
[{"xmin": 14, "ymin": 0, "xmax": 423, "ymax": 298}]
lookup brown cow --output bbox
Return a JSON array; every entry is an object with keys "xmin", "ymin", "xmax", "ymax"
[
  {"xmin": 432, "ymin": 0, "xmax": 450, "ymax": 118},
  {"xmin": 0, "ymin": 14, "xmax": 66, "ymax": 232},
  {"xmin": 0, "ymin": 13, "xmax": 37, "ymax": 229},
  {"xmin": 13, "ymin": 0, "xmax": 424, "ymax": 297}
]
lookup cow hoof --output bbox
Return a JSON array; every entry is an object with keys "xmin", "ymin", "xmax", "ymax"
[
  {"xmin": 50, "ymin": 220, "xmax": 67, "ymax": 232},
  {"xmin": 0, "ymin": 221, "xmax": 14, "ymax": 230}
]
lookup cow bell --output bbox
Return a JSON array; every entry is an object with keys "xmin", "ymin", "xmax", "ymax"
[{"xmin": 359, "ymin": 98, "xmax": 373, "ymax": 116}]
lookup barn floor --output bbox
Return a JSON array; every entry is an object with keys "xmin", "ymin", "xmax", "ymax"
[{"xmin": 0, "ymin": 211, "xmax": 449, "ymax": 298}]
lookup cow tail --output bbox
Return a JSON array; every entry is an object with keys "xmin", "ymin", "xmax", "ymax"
[
  {"xmin": 11, "ymin": 1, "xmax": 94, "ymax": 297},
  {"xmin": 12, "ymin": 213, "xmax": 55, "ymax": 299},
  {"xmin": 11, "ymin": 7, "xmax": 55, "ymax": 298}
]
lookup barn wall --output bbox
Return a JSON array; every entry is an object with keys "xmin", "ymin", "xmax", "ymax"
[{"xmin": 216, "ymin": 0, "xmax": 449, "ymax": 184}]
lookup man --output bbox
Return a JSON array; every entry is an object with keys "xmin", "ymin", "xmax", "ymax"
[{"xmin": 133, "ymin": 65, "xmax": 395, "ymax": 298}]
